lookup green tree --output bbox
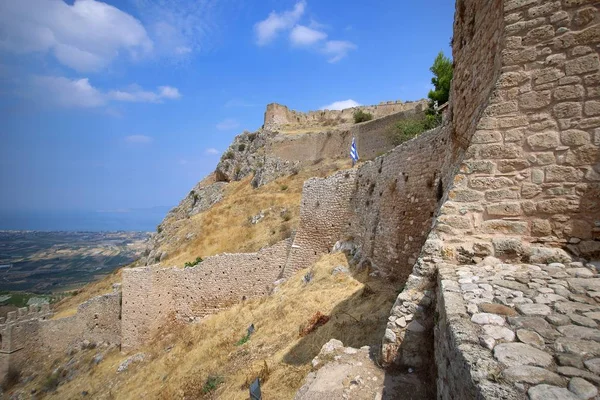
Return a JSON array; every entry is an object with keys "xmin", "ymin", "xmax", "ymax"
[{"xmin": 427, "ymin": 51, "xmax": 453, "ymax": 109}]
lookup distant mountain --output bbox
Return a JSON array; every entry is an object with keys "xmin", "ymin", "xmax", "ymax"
[{"xmin": 0, "ymin": 207, "xmax": 172, "ymax": 232}]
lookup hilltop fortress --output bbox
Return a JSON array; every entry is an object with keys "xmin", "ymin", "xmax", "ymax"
[{"xmin": 3, "ymin": 0, "xmax": 600, "ymax": 398}]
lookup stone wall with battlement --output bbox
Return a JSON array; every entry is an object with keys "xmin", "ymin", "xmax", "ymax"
[
  {"xmin": 121, "ymin": 239, "xmax": 291, "ymax": 350},
  {"xmin": 263, "ymin": 100, "xmax": 428, "ymax": 131},
  {"xmin": 0, "ymin": 291, "xmax": 121, "ymax": 379}
]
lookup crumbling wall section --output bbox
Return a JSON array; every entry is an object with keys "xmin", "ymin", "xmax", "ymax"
[
  {"xmin": 348, "ymin": 125, "xmax": 451, "ymax": 281},
  {"xmin": 282, "ymin": 171, "xmax": 357, "ymax": 276},
  {"xmin": 122, "ymin": 239, "xmax": 291, "ymax": 350}
]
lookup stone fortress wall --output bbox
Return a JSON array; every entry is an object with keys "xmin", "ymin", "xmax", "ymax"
[
  {"xmin": 263, "ymin": 100, "xmax": 428, "ymax": 131},
  {"xmin": 0, "ymin": 290, "xmax": 121, "ymax": 379},
  {"xmin": 381, "ymin": 0, "xmax": 600, "ymax": 399},
  {"xmin": 3, "ymin": 1, "xmax": 599, "ymax": 397},
  {"xmin": 121, "ymin": 239, "xmax": 292, "ymax": 350},
  {"xmin": 265, "ymin": 100, "xmax": 429, "ymax": 163}
]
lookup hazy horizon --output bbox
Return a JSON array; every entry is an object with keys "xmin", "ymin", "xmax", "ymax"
[{"xmin": 0, "ymin": 206, "xmax": 171, "ymax": 232}]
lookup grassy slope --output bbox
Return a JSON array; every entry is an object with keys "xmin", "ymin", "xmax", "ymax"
[
  {"xmin": 52, "ymin": 159, "xmax": 349, "ymax": 314},
  {"xmin": 17, "ymin": 253, "xmax": 397, "ymax": 399}
]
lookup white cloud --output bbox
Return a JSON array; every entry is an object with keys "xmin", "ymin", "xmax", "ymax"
[
  {"xmin": 205, "ymin": 148, "xmax": 220, "ymax": 155},
  {"xmin": 216, "ymin": 119, "xmax": 240, "ymax": 131},
  {"xmin": 29, "ymin": 76, "xmax": 180, "ymax": 108},
  {"xmin": 108, "ymin": 85, "xmax": 182, "ymax": 103},
  {"xmin": 253, "ymin": 2, "xmax": 356, "ymax": 62},
  {"xmin": 320, "ymin": 99, "xmax": 361, "ymax": 111},
  {"xmin": 0, "ymin": 0, "xmax": 153, "ymax": 72},
  {"xmin": 321, "ymin": 40, "xmax": 357, "ymax": 63},
  {"xmin": 159, "ymin": 86, "xmax": 181, "ymax": 99},
  {"xmin": 290, "ymin": 25, "xmax": 327, "ymax": 46},
  {"xmin": 125, "ymin": 135, "xmax": 153, "ymax": 144},
  {"xmin": 255, "ymin": 1, "xmax": 306, "ymax": 45},
  {"xmin": 31, "ymin": 76, "xmax": 105, "ymax": 108}
]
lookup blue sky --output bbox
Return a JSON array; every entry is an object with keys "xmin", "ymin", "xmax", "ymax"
[{"xmin": 0, "ymin": 0, "xmax": 455, "ymax": 217}]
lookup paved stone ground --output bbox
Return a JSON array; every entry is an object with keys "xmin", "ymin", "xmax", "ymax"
[
  {"xmin": 441, "ymin": 257, "xmax": 600, "ymax": 399},
  {"xmin": 294, "ymin": 339, "xmax": 431, "ymax": 400}
]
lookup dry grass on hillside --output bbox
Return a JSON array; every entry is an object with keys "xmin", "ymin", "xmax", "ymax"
[
  {"xmin": 52, "ymin": 160, "xmax": 349, "ymax": 316},
  {"xmin": 162, "ymin": 159, "xmax": 350, "ymax": 267},
  {"xmin": 21, "ymin": 253, "xmax": 397, "ymax": 400}
]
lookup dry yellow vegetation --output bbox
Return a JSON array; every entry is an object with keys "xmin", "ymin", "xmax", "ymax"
[
  {"xmin": 21, "ymin": 253, "xmax": 397, "ymax": 399},
  {"xmin": 154, "ymin": 159, "xmax": 350, "ymax": 267},
  {"xmin": 52, "ymin": 159, "xmax": 349, "ymax": 315}
]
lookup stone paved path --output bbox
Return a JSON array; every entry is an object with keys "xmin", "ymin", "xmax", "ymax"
[
  {"xmin": 444, "ymin": 257, "xmax": 600, "ymax": 399},
  {"xmin": 294, "ymin": 339, "xmax": 431, "ymax": 400}
]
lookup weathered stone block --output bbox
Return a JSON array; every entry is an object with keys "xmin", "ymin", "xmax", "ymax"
[
  {"xmin": 545, "ymin": 165, "xmax": 585, "ymax": 182},
  {"xmin": 565, "ymin": 54, "xmax": 600, "ymax": 76},
  {"xmin": 536, "ymin": 198, "xmax": 575, "ymax": 213},
  {"xmin": 505, "ymin": 0, "xmax": 538, "ymax": 12},
  {"xmin": 478, "ymin": 144, "xmax": 522, "ymax": 159},
  {"xmin": 534, "ymin": 68, "xmax": 565, "ymax": 85},
  {"xmin": 522, "ymin": 183, "xmax": 543, "ymax": 199},
  {"xmin": 564, "ymin": 145, "xmax": 600, "ymax": 166},
  {"xmin": 460, "ymin": 160, "xmax": 495, "ymax": 174},
  {"xmin": 527, "ymin": 131, "xmax": 559, "ymax": 150},
  {"xmin": 528, "ymin": 152, "xmax": 556, "ymax": 165},
  {"xmin": 498, "ymin": 115, "xmax": 529, "ymax": 128},
  {"xmin": 523, "ymin": 25, "xmax": 555, "ymax": 45},
  {"xmin": 438, "ymin": 215, "xmax": 472, "ymax": 230},
  {"xmin": 550, "ymin": 11, "xmax": 570, "ymax": 25},
  {"xmin": 584, "ymin": 100, "xmax": 600, "ymax": 116},
  {"xmin": 471, "ymin": 130, "xmax": 503, "ymax": 144},
  {"xmin": 485, "ymin": 189, "xmax": 520, "ymax": 201},
  {"xmin": 498, "ymin": 71, "xmax": 529, "ymax": 88},
  {"xmin": 532, "ymin": 219, "xmax": 552, "ymax": 236},
  {"xmin": 573, "ymin": 7, "xmax": 597, "ymax": 28},
  {"xmin": 503, "ymin": 48, "xmax": 537, "ymax": 66},
  {"xmin": 564, "ymin": 219, "xmax": 593, "ymax": 240},
  {"xmin": 572, "ymin": 45, "xmax": 593, "ymax": 57},
  {"xmin": 528, "ymin": 2, "xmax": 560, "ymax": 18},
  {"xmin": 482, "ymin": 220, "xmax": 529, "ymax": 235},
  {"xmin": 578, "ymin": 117, "xmax": 600, "ymax": 129},
  {"xmin": 519, "ymin": 90, "xmax": 552, "ymax": 109},
  {"xmin": 470, "ymin": 177, "xmax": 514, "ymax": 190},
  {"xmin": 561, "ymin": 129, "xmax": 590, "ymax": 146},
  {"xmin": 553, "ymin": 85, "xmax": 584, "ymax": 101},
  {"xmin": 487, "ymin": 203, "xmax": 522, "ymax": 217},
  {"xmin": 554, "ymin": 102, "xmax": 583, "ymax": 119},
  {"xmin": 532, "ymin": 168, "xmax": 544, "ymax": 184},
  {"xmin": 504, "ymin": 128, "xmax": 526, "ymax": 142},
  {"xmin": 448, "ymin": 188, "xmax": 485, "ymax": 203},
  {"xmin": 497, "ymin": 159, "xmax": 530, "ymax": 173}
]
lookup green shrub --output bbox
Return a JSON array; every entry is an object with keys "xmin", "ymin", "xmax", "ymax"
[
  {"xmin": 390, "ymin": 114, "xmax": 442, "ymax": 146},
  {"xmin": 236, "ymin": 333, "xmax": 250, "ymax": 346},
  {"xmin": 202, "ymin": 375, "xmax": 224, "ymax": 394},
  {"xmin": 428, "ymin": 51, "xmax": 453, "ymax": 109},
  {"xmin": 223, "ymin": 151, "xmax": 234, "ymax": 160},
  {"xmin": 238, "ymin": 143, "xmax": 246, "ymax": 152},
  {"xmin": 353, "ymin": 110, "xmax": 373, "ymax": 123},
  {"xmin": 184, "ymin": 256, "xmax": 204, "ymax": 268},
  {"xmin": 280, "ymin": 184, "xmax": 288, "ymax": 191}
]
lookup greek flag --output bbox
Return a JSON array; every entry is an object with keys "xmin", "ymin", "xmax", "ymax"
[{"xmin": 350, "ymin": 137, "xmax": 359, "ymax": 163}]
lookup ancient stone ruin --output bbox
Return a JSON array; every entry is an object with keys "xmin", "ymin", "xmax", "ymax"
[{"xmin": 3, "ymin": 0, "xmax": 600, "ymax": 398}]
